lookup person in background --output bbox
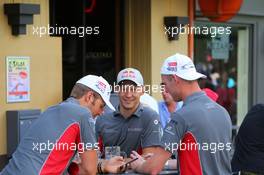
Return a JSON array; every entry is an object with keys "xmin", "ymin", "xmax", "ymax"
[
  {"xmin": 216, "ymin": 72, "xmax": 237, "ymax": 124},
  {"xmin": 158, "ymin": 90, "xmax": 183, "ymax": 129},
  {"xmin": 232, "ymin": 104, "xmax": 264, "ymax": 175},
  {"xmin": 140, "ymin": 93, "xmax": 160, "ymax": 114},
  {"xmin": 158, "ymin": 87, "xmax": 218, "ymax": 129},
  {"xmin": 203, "ymin": 88, "xmax": 219, "ymax": 102}
]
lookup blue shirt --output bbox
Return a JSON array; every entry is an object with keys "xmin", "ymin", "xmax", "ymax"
[{"xmin": 158, "ymin": 101, "xmax": 183, "ymax": 128}]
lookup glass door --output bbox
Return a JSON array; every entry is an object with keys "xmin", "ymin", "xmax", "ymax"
[{"xmin": 194, "ymin": 22, "xmax": 250, "ymax": 128}]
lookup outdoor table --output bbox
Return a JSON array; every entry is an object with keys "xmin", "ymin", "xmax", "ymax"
[{"xmin": 101, "ymin": 169, "xmax": 178, "ymax": 175}]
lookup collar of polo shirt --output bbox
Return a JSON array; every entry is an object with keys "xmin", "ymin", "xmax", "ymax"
[
  {"xmin": 113, "ymin": 103, "xmax": 144, "ymax": 118},
  {"xmin": 183, "ymin": 91, "xmax": 206, "ymax": 105},
  {"xmin": 66, "ymin": 97, "xmax": 93, "ymax": 116}
]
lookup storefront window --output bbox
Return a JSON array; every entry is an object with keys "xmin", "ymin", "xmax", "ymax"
[{"xmin": 194, "ymin": 23, "xmax": 250, "ymax": 127}]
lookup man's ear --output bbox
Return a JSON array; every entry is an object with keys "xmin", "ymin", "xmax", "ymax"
[
  {"xmin": 85, "ymin": 91, "xmax": 94, "ymax": 103},
  {"xmin": 172, "ymin": 75, "xmax": 182, "ymax": 86},
  {"xmin": 171, "ymin": 75, "xmax": 177, "ymax": 82}
]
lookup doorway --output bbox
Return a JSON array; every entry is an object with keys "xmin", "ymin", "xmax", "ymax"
[
  {"xmin": 49, "ymin": 0, "xmax": 124, "ymax": 99},
  {"xmin": 194, "ymin": 22, "xmax": 251, "ymax": 126}
]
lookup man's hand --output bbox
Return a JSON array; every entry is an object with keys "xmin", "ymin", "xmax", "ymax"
[
  {"xmin": 102, "ymin": 156, "xmax": 125, "ymax": 173},
  {"xmin": 142, "ymin": 153, "xmax": 154, "ymax": 160},
  {"xmin": 129, "ymin": 148, "xmax": 172, "ymax": 174},
  {"xmin": 129, "ymin": 151, "xmax": 146, "ymax": 171}
]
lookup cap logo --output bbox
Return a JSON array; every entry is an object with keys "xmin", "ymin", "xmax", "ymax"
[
  {"xmin": 96, "ymin": 81, "xmax": 106, "ymax": 94},
  {"xmin": 167, "ymin": 61, "xmax": 177, "ymax": 72},
  {"xmin": 121, "ymin": 70, "xmax": 136, "ymax": 79},
  {"xmin": 181, "ymin": 62, "xmax": 194, "ymax": 70}
]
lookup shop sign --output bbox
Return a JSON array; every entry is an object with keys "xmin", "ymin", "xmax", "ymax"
[{"xmin": 207, "ymin": 33, "xmax": 233, "ymax": 60}]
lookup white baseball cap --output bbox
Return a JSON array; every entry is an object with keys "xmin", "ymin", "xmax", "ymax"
[
  {"xmin": 76, "ymin": 75, "xmax": 115, "ymax": 111},
  {"xmin": 117, "ymin": 68, "xmax": 144, "ymax": 86},
  {"xmin": 160, "ymin": 53, "xmax": 207, "ymax": 80}
]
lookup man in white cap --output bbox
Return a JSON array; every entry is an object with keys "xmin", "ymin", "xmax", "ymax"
[
  {"xmin": 96, "ymin": 68, "xmax": 163, "ymax": 158},
  {"xmin": 1, "ymin": 75, "xmax": 125, "ymax": 175},
  {"xmin": 130, "ymin": 53, "xmax": 232, "ymax": 175}
]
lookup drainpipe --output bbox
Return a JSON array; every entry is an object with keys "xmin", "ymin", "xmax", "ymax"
[{"xmin": 188, "ymin": 0, "xmax": 195, "ymax": 59}]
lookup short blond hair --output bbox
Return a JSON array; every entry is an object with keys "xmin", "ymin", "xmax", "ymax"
[{"xmin": 70, "ymin": 83, "xmax": 100, "ymax": 99}]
